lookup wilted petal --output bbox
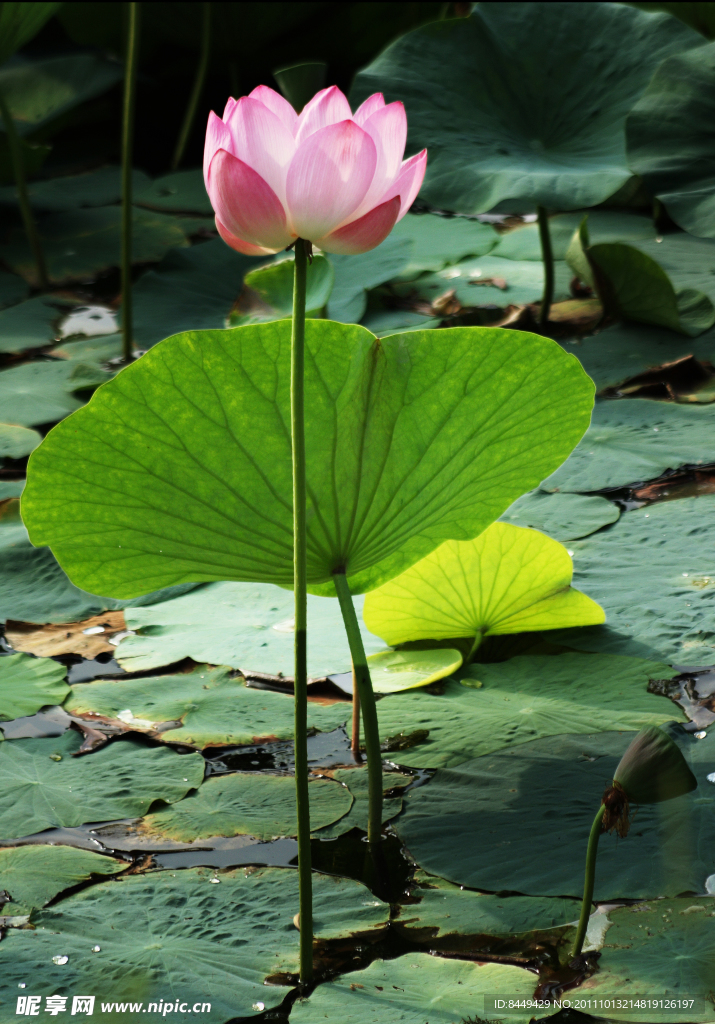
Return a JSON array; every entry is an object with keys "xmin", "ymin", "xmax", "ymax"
[
  {"xmin": 204, "ymin": 111, "xmax": 234, "ymax": 191},
  {"xmin": 225, "ymin": 96, "xmax": 295, "ymax": 203},
  {"xmin": 215, "ymin": 217, "xmax": 280, "ymax": 256},
  {"xmin": 353, "ymin": 92, "xmax": 385, "ymax": 126},
  {"xmin": 207, "ymin": 149, "xmax": 292, "ymax": 250},
  {"xmin": 286, "ymin": 120, "xmax": 377, "ymax": 241},
  {"xmin": 380, "ymin": 149, "xmax": 427, "ymax": 219},
  {"xmin": 249, "ymin": 84, "xmax": 299, "ymax": 134},
  {"xmin": 318, "ymin": 196, "xmax": 401, "ymax": 255},
  {"xmin": 353, "ymin": 101, "xmax": 407, "ymax": 216},
  {"xmin": 295, "ymin": 85, "xmax": 352, "ymax": 146}
]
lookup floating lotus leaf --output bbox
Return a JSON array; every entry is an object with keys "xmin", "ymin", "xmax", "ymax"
[
  {"xmin": 366, "ymin": 648, "xmax": 462, "ymax": 694},
  {"xmin": 0, "ymin": 166, "xmax": 150, "ymax": 213},
  {"xmin": 327, "ymin": 234, "xmax": 413, "ymax": 322},
  {"xmin": 390, "ymin": 212, "xmax": 498, "ymax": 276},
  {"xmin": 495, "ymin": 211, "xmax": 656, "ymax": 262},
  {"xmin": 65, "ymin": 664, "xmax": 349, "ymax": 749},
  {"xmin": 0, "ymin": 730, "xmax": 204, "ymax": 840},
  {"xmin": 0, "ymin": 422, "xmax": 40, "ymax": 458},
  {"xmin": 0, "ymin": 866, "xmax": 389, "ymax": 1020},
  {"xmin": 614, "ymin": 725, "xmax": 698, "ymax": 803},
  {"xmin": 291, "ymin": 952, "xmax": 536, "ymax": 1024},
  {"xmin": 0, "ymin": 845, "xmax": 125, "ymax": 914},
  {"xmin": 543, "ymin": 399, "xmax": 715, "ymax": 493},
  {"xmin": 396, "ymin": 727, "xmax": 715, "ymax": 899},
  {"xmin": 133, "ymin": 169, "xmax": 213, "ymax": 215},
  {"xmin": 315, "ymin": 768, "xmax": 411, "ymax": 838},
  {"xmin": 139, "ymin": 771, "xmax": 352, "ymax": 842},
  {"xmin": 23, "ymin": 320, "xmax": 593, "ymax": 599},
  {"xmin": 0, "ymin": 361, "xmax": 86, "ymax": 427},
  {"xmin": 406, "ymin": 253, "xmax": 572, "ymax": 308},
  {"xmin": 500, "ymin": 491, "xmax": 620, "ymax": 542},
  {"xmin": 242, "ymin": 254, "xmax": 333, "ymax": 320},
  {"xmin": 627, "ymin": 42, "xmax": 715, "ymax": 238},
  {"xmin": 350, "ymin": 3, "xmax": 700, "ymax": 213},
  {"xmin": 0, "ymin": 652, "xmax": 68, "ymax": 721},
  {"xmin": 364, "ymin": 523, "xmax": 604, "ymax": 648},
  {"xmin": 0, "ymin": 269, "xmax": 28, "ymax": 309}
]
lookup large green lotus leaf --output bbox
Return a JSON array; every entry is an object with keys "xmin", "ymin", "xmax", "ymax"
[
  {"xmin": 0, "ymin": 3, "xmax": 62, "ymax": 64},
  {"xmin": 552, "ymin": 496, "xmax": 715, "ymax": 666},
  {"xmin": 577, "ymin": 898, "xmax": 715, "ymax": 1022},
  {"xmin": 390, "ymin": 212, "xmax": 498, "ymax": 277},
  {"xmin": 0, "ymin": 651, "xmax": 68, "ymax": 720},
  {"xmin": 139, "ymin": 771, "xmax": 352, "ymax": 842},
  {"xmin": 0, "ymin": 268, "xmax": 28, "ymax": 309},
  {"xmin": 627, "ymin": 43, "xmax": 715, "ymax": 238},
  {"xmin": 115, "ymin": 581, "xmax": 383, "ymax": 675},
  {"xmin": 500, "ymin": 491, "xmax": 620, "ymax": 542},
  {"xmin": 366, "ymin": 648, "xmax": 463, "ymax": 694},
  {"xmin": 0, "ymin": 361, "xmax": 85, "ymax": 427},
  {"xmin": 563, "ymin": 322, "xmax": 715, "ymax": 393},
  {"xmin": 0, "ymin": 166, "xmax": 150, "ymax": 213},
  {"xmin": 0, "ymin": 208, "xmax": 190, "ymax": 287},
  {"xmin": 408, "ymin": 254, "xmax": 572, "ymax": 308},
  {"xmin": 243, "ymin": 254, "xmax": 334, "ymax": 318},
  {"xmin": 129, "ymin": 239, "xmax": 262, "ymax": 347},
  {"xmin": 0, "ymin": 295, "xmax": 71, "ymax": 355},
  {"xmin": 0, "ymin": 867, "xmax": 389, "ymax": 1021},
  {"xmin": 354, "ymin": 652, "xmax": 681, "ymax": 770},
  {"xmin": 0, "ymin": 422, "xmax": 40, "ymax": 458},
  {"xmin": 23, "ymin": 320, "xmax": 594, "ymax": 599},
  {"xmin": 133, "ymin": 169, "xmax": 213, "ymax": 215},
  {"xmin": 0, "ymin": 497, "xmax": 201, "ymax": 625},
  {"xmin": 364, "ymin": 523, "xmax": 604, "ymax": 646},
  {"xmin": 327, "ymin": 234, "xmax": 412, "ymax": 322},
  {"xmin": 396, "ymin": 727, "xmax": 715, "ymax": 898},
  {"xmin": 65, "ymin": 664, "xmax": 349, "ymax": 748},
  {"xmin": 350, "ymin": 3, "xmax": 700, "ymax": 213},
  {"xmin": 291, "ymin": 952, "xmax": 536, "ymax": 1024},
  {"xmin": 0, "ymin": 53, "xmax": 123, "ymax": 138},
  {"xmin": 495, "ymin": 211, "xmax": 657, "ymax": 262},
  {"xmin": 0, "ymin": 730, "xmax": 204, "ymax": 840},
  {"xmin": 0, "ymin": 845, "xmax": 125, "ymax": 915},
  {"xmin": 543, "ymin": 399, "xmax": 715, "ymax": 493},
  {"xmin": 396, "ymin": 872, "xmax": 581, "ymax": 944},
  {"xmin": 315, "ymin": 768, "xmax": 411, "ymax": 838}
]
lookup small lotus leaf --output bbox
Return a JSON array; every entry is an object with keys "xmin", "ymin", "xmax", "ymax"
[
  {"xmin": 366, "ymin": 648, "xmax": 462, "ymax": 694},
  {"xmin": 133, "ymin": 169, "xmax": 213, "ymax": 215},
  {"xmin": 0, "ymin": 845, "xmax": 125, "ymax": 914},
  {"xmin": 614, "ymin": 725, "xmax": 697, "ymax": 804},
  {"xmin": 390, "ymin": 212, "xmax": 498, "ymax": 276},
  {"xmin": 496, "ymin": 211, "xmax": 657, "ymax": 262},
  {"xmin": 0, "ymin": 422, "xmax": 40, "ymax": 458},
  {"xmin": 327, "ymin": 234, "xmax": 412, "ymax": 322},
  {"xmin": 243, "ymin": 253, "xmax": 333, "ymax": 317},
  {"xmin": 0, "ymin": 167, "xmax": 150, "ymax": 214},
  {"xmin": 0, "ymin": 652, "xmax": 68, "ymax": 720},
  {"xmin": 316, "ymin": 768, "xmax": 411, "ymax": 838}
]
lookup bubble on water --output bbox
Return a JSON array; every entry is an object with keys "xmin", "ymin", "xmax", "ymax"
[
  {"xmin": 52, "ymin": 955, "xmax": 69, "ymax": 965},
  {"xmin": 92, "ymin": 946, "xmax": 101, "ymax": 952},
  {"xmin": 252, "ymin": 1003, "xmax": 265, "ymax": 1012}
]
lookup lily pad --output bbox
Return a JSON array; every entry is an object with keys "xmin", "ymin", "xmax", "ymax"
[
  {"xmin": 0, "ymin": 846, "xmax": 125, "ymax": 915},
  {"xmin": 23, "ymin": 320, "xmax": 594, "ymax": 599},
  {"xmin": 496, "ymin": 210, "xmax": 657, "ymax": 262},
  {"xmin": 316, "ymin": 768, "xmax": 412, "ymax": 838},
  {"xmin": 0, "ymin": 866, "xmax": 389, "ymax": 1020},
  {"xmin": 553, "ymin": 496, "xmax": 715, "ymax": 666},
  {"xmin": 500, "ymin": 491, "xmax": 620, "ymax": 541},
  {"xmin": 630, "ymin": 234, "xmax": 715, "ymax": 307},
  {"xmin": 0, "ymin": 652, "xmax": 68, "ymax": 720},
  {"xmin": 65, "ymin": 664, "xmax": 349, "ymax": 749},
  {"xmin": 0, "ymin": 730, "xmax": 204, "ymax": 840},
  {"xmin": 364, "ymin": 523, "xmax": 604, "ymax": 647},
  {"xmin": 351, "ymin": 4, "xmax": 700, "ymax": 213},
  {"xmin": 242, "ymin": 254, "xmax": 334, "ymax": 319},
  {"xmin": 410, "ymin": 254, "xmax": 572, "ymax": 308},
  {"xmin": 357, "ymin": 652, "xmax": 681, "ymax": 770},
  {"xmin": 0, "ymin": 269, "xmax": 28, "ymax": 309},
  {"xmin": 396, "ymin": 726, "xmax": 715, "ymax": 898},
  {"xmin": 627, "ymin": 42, "xmax": 715, "ymax": 239},
  {"xmin": 0, "ymin": 207, "xmax": 190, "ymax": 287},
  {"xmin": 0, "ymin": 422, "xmax": 40, "ymax": 459},
  {"xmin": 291, "ymin": 952, "xmax": 536, "ymax": 1024},
  {"xmin": 366, "ymin": 648, "xmax": 463, "ymax": 694},
  {"xmin": 543, "ymin": 399, "xmax": 715, "ymax": 493},
  {"xmin": 133, "ymin": 169, "xmax": 213, "ymax": 215},
  {"xmin": 578, "ymin": 898, "xmax": 715, "ymax": 1022},
  {"xmin": 0, "ymin": 295, "xmax": 71, "ymax": 355},
  {"xmin": 0, "ymin": 360, "xmax": 98, "ymax": 427},
  {"xmin": 0, "ymin": 167, "xmax": 150, "ymax": 213},
  {"xmin": 139, "ymin": 771, "xmax": 352, "ymax": 842},
  {"xmin": 390, "ymin": 212, "xmax": 498, "ymax": 277},
  {"xmin": 116, "ymin": 581, "xmax": 383, "ymax": 676},
  {"xmin": 327, "ymin": 234, "xmax": 413, "ymax": 323}
]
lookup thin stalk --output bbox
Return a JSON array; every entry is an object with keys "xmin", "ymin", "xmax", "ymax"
[
  {"xmin": 537, "ymin": 205, "xmax": 554, "ymax": 327},
  {"xmin": 351, "ymin": 666, "xmax": 362, "ymax": 762},
  {"xmin": 571, "ymin": 803, "xmax": 606, "ymax": 959},
  {"xmin": 121, "ymin": 1, "xmax": 140, "ymax": 363},
  {"xmin": 171, "ymin": 2, "xmax": 211, "ymax": 171},
  {"xmin": 291, "ymin": 238, "xmax": 312, "ymax": 985},
  {"xmin": 465, "ymin": 631, "xmax": 483, "ymax": 665},
  {"xmin": 333, "ymin": 572, "xmax": 383, "ymax": 844},
  {"xmin": 0, "ymin": 90, "xmax": 48, "ymax": 289}
]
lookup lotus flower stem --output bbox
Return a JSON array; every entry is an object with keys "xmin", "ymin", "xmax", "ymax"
[
  {"xmin": 334, "ymin": 571, "xmax": 383, "ymax": 844},
  {"xmin": 571, "ymin": 803, "xmax": 605, "ymax": 958},
  {"xmin": 538, "ymin": 205, "xmax": 554, "ymax": 326},
  {"xmin": 0, "ymin": 89, "xmax": 48, "ymax": 290},
  {"xmin": 291, "ymin": 237, "xmax": 313, "ymax": 984},
  {"xmin": 121, "ymin": 1, "xmax": 140, "ymax": 362},
  {"xmin": 171, "ymin": 2, "xmax": 211, "ymax": 171}
]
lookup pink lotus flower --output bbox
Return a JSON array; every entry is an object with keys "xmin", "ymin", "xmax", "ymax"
[{"xmin": 204, "ymin": 85, "xmax": 427, "ymax": 256}]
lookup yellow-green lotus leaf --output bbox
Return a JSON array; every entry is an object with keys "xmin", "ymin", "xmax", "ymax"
[{"xmin": 366, "ymin": 648, "xmax": 463, "ymax": 694}]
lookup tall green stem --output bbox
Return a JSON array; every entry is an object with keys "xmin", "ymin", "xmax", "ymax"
[
  {"xmin": 571, "ymin": 803, "xmax": 606, "ymax": 959},
  {"xmin": 291, "ymin": 238, "xmax": 312, "ymax": 985},
  {"xmin": 121, "ymin": 1, "xmax": 140, "ymax": 363},
  {"xmin": 0, "ymin": 90, "xmax": 48, "ymax": 289},
  {"xmin": 333, "ymin": 572, "xmax": 383, "ymax": 844},
  {"xmin": 537, "ymin": 205, "xmax": 554, "ymax": 327},
  {"xmin": 171, "ymin": 2, "xmax": 211, "ymax": 171}
]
